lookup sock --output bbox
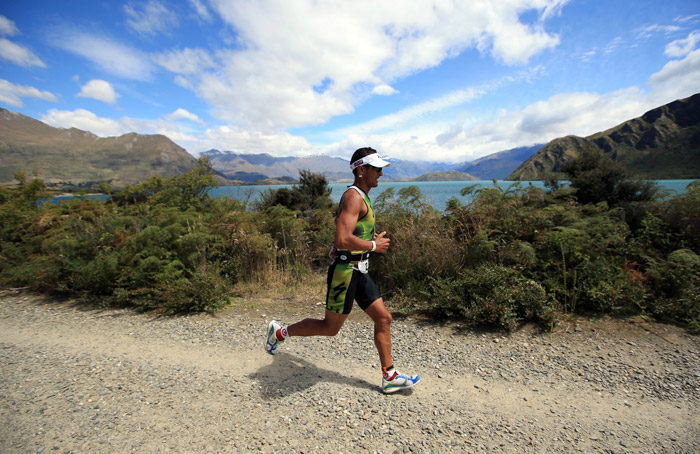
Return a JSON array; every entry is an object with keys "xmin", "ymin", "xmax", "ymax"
[
  {"xmin": 276, "ymin": 326, "xmax": 289, "ymax": 341},
  {"xmin": 382, "ymin": 365, "xmax": 397, "ymax": 380}
]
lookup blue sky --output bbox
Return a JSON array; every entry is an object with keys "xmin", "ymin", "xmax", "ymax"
[{"xmin": 1, "ymin": 0, "xmax": 699, "ymax": 163}]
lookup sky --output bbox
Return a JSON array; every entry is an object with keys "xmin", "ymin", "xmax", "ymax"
[{"xmin": 1, "ymin": 1, "xmax": 700, "ymax": 164}]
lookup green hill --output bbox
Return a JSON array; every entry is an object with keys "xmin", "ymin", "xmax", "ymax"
[
  {"xmin": 507, "ymin": 93, "xmax": 700, "ymax": 180},
  {"xmin": 0, "ymin": 108, "xmax": 199, "ymax": 187},
  {"xmin": 409, "ymin": 170, "xmax": 480, "ymax": 181}
]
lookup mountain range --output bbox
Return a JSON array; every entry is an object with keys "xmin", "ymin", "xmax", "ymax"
[
  {"xmin": 508, "ymin": 93, "xmax": 700, "ymax": 180},
  {"xmin": 1, "ymin": 93, "xmax": 698, "ymax": 188},
  {"xmin": 202, "ymin": 149, "xmax": 461, "ymax": 182},
  {"xmin": 0, "ymin": 108, "xmax": 197, "ymax": 187},
  {"xmin": 204, "ymin": 144, "xmax": 546, "ymax": 183}
]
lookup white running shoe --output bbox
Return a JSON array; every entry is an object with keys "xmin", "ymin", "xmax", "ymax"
[
  {"xmin": 382, "ymin": 369, "xmax": 420, "ymax": 394},
  {"xmin": 265, "ymin": 320, "xmax": 284, "ymax": 355}
]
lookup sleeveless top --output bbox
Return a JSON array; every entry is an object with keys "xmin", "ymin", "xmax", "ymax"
[{"xmin": 337, "ymin": 185, "xmax": 375, "ymax": 254}]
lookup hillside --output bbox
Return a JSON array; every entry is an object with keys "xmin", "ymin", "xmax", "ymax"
[
  {"xmin": 409, "ymin": 170, "xmax": 479, "ymax": 181},
  {"xmin": 0, "ymin": 109, "xmax": 199, "ymax": 187},
  {"xmin": 507, "ymin": 93, "xmax": 700, "ymax": 180},
  {"xmin": 456, "ymin": 144, "xmax": 543, "ymax": 179}
]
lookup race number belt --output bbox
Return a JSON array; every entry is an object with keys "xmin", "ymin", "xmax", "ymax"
[{"xmin": 335, "ymin": 251, "xmax": 371, "ymax": 263}]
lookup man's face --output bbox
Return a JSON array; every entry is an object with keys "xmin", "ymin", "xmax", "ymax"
[{"xmin": 363, "ymin": 165, "xmax": 383, "ymax": 187}]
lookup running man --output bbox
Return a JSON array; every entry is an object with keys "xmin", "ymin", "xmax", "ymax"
[{"xmin": 265, "ymin": 147, "xmax": 420, "ymax": 394}]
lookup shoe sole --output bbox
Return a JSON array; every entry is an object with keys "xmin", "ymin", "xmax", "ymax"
[{"xmin": 382, "ymin": 376, "xmax": 420, "ymax": 394}]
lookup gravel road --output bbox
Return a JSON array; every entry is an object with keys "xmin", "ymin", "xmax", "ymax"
[{"xmin": 1, "ymin": 291, "xmax": 699, "ymax": 453}]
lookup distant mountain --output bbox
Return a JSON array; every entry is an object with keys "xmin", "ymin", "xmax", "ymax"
[
  {"xmin": 507, "ymin": 93, "xmax": 700, "ymax": 180},
  {"xmin": 456, "ymin": 144, "xmax": 544, "ymax": 179},
  {"xmin": 409, "ymin": 170, "xmax": 479, "ymax": 181},
  {"xmin": 204, "ymin": 149, "xmax": 454, "ymax": 182},
  {"xmin": 382, "ymin": 159, "xmax": 453, "ymax": 181},
  {"xmin": 2, "ymin": 106, "xmax": 591, "ymax": 189},
  {"xmin": 0, "ymin": 108, "xmax": 199, "ymax": 187}
]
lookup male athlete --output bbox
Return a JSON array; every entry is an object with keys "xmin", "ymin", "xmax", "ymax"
[{"xmin": 265, "ymin": 147, "xmax": 420, "ymax": 394}]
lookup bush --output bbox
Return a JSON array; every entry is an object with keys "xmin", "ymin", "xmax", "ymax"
[
  {"xmin": 155, "ymin": 266, "xmax": 232, "ymax": 313},
  {"xmin": 561, "ymin": 148, "xmax": 659, "ymax": 206},
  {"xmin": 644, "ymin": 249, "xmax": 700, "ymax": 331},
  {"xmin": 1, "ymin": 162, "xmax": 698, "ymax": 329},
  {"xmin": 426, "ymin": 265, "xmax": 549, "ymax": 331},
  {"xmin": 373, "ymin": 186, "xmax": 460, "ymax": 300},
  {"xmin": 655, "ymin": 181, "xmax": 700, "ymax": 253}
]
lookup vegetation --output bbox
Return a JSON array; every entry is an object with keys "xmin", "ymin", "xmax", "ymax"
[{"xmin": 1, "ymin": 154, "xmax": 699, "ymax": 333}]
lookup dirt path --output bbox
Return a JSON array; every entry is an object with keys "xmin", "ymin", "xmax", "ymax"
[{"xmin": 1, "ymin": 291, "xmax": 699, "ymax": 453}]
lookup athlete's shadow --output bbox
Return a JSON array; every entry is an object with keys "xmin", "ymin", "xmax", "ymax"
[{"xmin": 250, "ymin": 353, "xmax": 377, "ymax": 399}]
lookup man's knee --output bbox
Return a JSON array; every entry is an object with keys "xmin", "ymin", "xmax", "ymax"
[
  {"xmin": 375, "ymin": 310, "xmax": 392, "ymax": 329},
  {"xmin": 322, "ymin": 318, "xmax": 344, "ymax": 336}
]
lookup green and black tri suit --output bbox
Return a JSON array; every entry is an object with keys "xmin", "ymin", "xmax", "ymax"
[{"xmin": 326, "ymin": 186, "xmax": 381, "ymax": 314}]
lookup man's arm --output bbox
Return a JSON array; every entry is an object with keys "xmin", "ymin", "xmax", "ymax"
[{"xmin": 334, "ymin": 191, "xmax": 390, "ymax": 253}]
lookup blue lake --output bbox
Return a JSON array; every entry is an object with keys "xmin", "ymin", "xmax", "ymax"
[
  {"xmin": 41, "ymin": 179, "xmax": 698, "ymax": 209},
  {"xmin": 209, "ymin": 179, "xmax": 698, "ymax": 211}
]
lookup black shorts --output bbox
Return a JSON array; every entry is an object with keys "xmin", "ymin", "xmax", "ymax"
[{"xmin": 325, "ymin": 260, "xmax": 381, "ymax": 314}]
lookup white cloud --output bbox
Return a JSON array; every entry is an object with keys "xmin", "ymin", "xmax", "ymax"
[
  {"xmin": 665, "ymin": 30, "xmax": 700, "ymax": 58},
  {"xmin": 189, "ymin": 0, "xmax": 213, "ymax": 22},
  {"xmin": 648, "ymin": 48, "xmax": 700, "ymax": 105},
  {"xmin": 41, "ymin": 109, "xmax": 135, "ymax": 137},
  {"xmin": 477, "ymin": 4, "xmax": 561, "ymax": 65},
  {"xmin": 330, "ymin": 68, "xmax": 541, "ymax": 139},
  {"xmin": 36, "ymin": 108, "xmax": 311, "ymax": 157},
  {"xmin": 343, "ymin": 87, "xmax": 485, "ymax": 137},
  {"xmin": 0, "ymin": 79, "xmax": 58, "ymax": 107},
  {"xmin": 372, "ymin": 84, "xmax": 398, "ymax": 96},
  {"xmin": 167, "ymin": 108, "xmax": 203, "ymax": 124},
  {"xmin": 199, "ymin": 125, "xmax": 313, "ymax": 155},
  {"xmin": 49, "ymin": 30, "xmax": 155, "ymax": 80},
  {"xmin": 325, "ymin": 88, "xmax": 653, "ymax": 163},
  {"xmin": 0, "ymin": 38, "xmax": 45, "ymax": 68},
  {"xmin": 674, "ymin": 14, "xmax": 700, "ymax": 25},
  {"xmin": 636, "ymin": 24, "xmax": 682, "ymax": 39},
  {"xmin": 0, "ymin": 15, "xmax": 19, "ymax": 36},
  {"xmin": 77, "ymin": 79, "xmax": 119, "ymax": 104},
  {"xmin": 153, "ymin": 47, "xmax": 216, "ymax": 75},
  {"xmin": 184, "ymin": 0, "xmax": 566, "ymax": 130},
  {"xmin": 40, "ymin": 108, "xmax": 196, "ymax": 141},
  {"xmin": 328, "ymin": 48, "xmax": 700, "ymax": 164},
  {"xmin": 124, "ymin": 0, "xmax": 179, "ymax": 36},
  {"xmin": 602, "ymin": 37, "xmax": 625, "ymax": 55},
  {"xmin": 514, "ymin": 89, "xmax": 649, "ymax": 139}
]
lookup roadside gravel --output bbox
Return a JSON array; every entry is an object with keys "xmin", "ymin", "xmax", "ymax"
[{"xmin": 1, "ymin": 291, "xmax": 698, "ymax": 453}]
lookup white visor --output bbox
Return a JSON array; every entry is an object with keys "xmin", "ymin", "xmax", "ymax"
[{"xmin": 350, "ymin": 153, "xmax": 391, "ymax": 171}]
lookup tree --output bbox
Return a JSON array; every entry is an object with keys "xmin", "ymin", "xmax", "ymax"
[
  {"xmin": 256, "ymin": 169, "xmax": 332, "ymax": 212},
  {"xmin": 562, "ymin": 149, "xmax": 658, "ymax": 206}
]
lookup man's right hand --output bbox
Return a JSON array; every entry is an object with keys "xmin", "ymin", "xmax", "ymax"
[{"xmin": 374, "ymin": 231, "xmax": 390, "ymax": 253}]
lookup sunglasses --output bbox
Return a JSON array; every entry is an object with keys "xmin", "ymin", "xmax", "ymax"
[{"xmin": 365, "ymin": 165, "xmax": 383, "ymax": 172}]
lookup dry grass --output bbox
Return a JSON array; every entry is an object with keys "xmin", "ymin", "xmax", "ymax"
[{"xmin": 231, "ymin": 268, "xmax": 327, "ymax": 314}]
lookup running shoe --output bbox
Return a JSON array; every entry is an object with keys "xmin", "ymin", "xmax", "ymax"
[
  {"xmin": 382, "ymin": 369, "xmax": 420, "ymax": 394},
  {"xmin": 264, "ymin": 320, "xmax": 284, "ymax": 355}
]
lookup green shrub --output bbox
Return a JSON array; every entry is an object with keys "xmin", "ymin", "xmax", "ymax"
[
  {"xmin": 1, "ymin": 162, "xmax": 698, "ymax": 328},
  {"xmin": 426, "ymin": 265, "xmax": 549, "ymax": 331},
  {"xmin": 655, "ymin": 181, "xmax": 700, "ymax": 253},
  {"xmin": 155, "ymin": 266, "xmax": 231, "ymax": 313},
  {"xmin": 645, "ymin": 249, "xmax": 700, "ymax": 330}
]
